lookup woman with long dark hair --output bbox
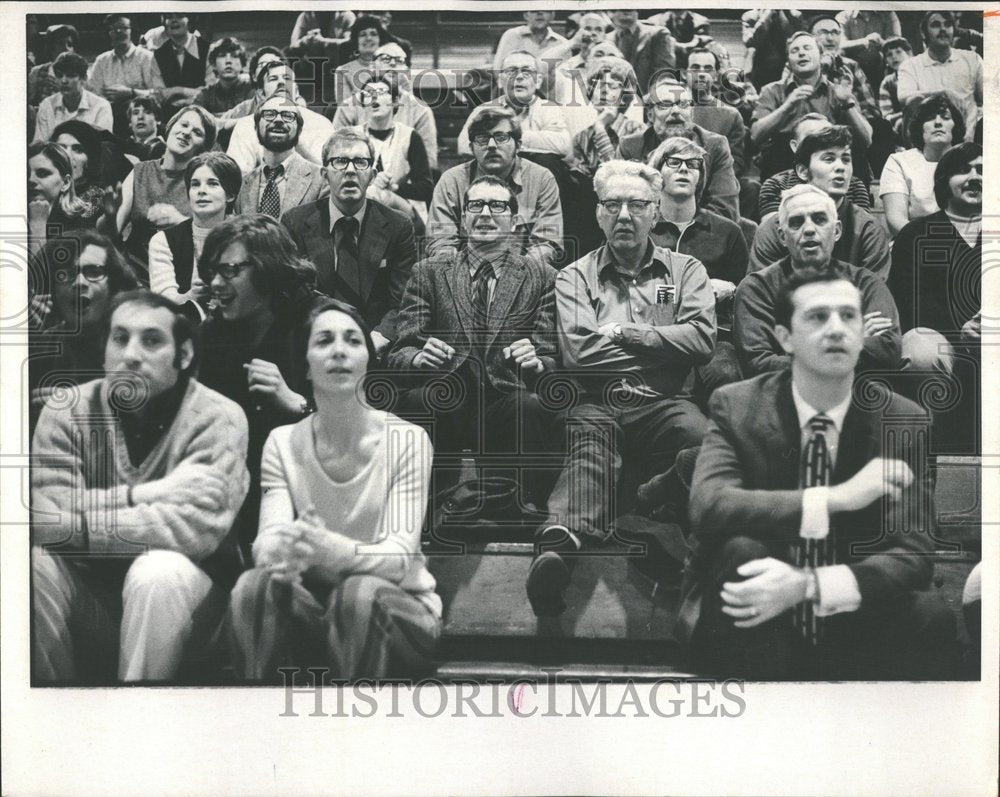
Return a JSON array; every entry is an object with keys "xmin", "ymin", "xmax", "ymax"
[
  {"xmin": 149, "ymin": 151, "xmax": 242, "ymax": 318},
  {"xmin": 228, "ymin": 296, "xmax": 441, "ymax": 681}
]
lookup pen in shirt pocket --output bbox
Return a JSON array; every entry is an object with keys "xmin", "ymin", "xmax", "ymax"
[{"xmin": 655, "ymin": 283, "xmax": 676, "ymax": 306}]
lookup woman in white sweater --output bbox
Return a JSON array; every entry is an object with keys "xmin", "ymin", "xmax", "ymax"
[
  {"xmin": 229, "ymin": 298, "xmax": 441, "ymax": 681},
  {"xmin": 148, "ymin": 151, "xmax": 242, "ymax": 320}
]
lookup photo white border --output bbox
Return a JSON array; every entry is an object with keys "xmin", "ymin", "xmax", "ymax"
[{"xmin": 1, "ymin": 2, "xmax": 997, "ymax": 795}]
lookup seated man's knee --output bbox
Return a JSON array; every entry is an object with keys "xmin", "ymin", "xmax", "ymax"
[
  {"xmin": 902, "ymin": 328, "xmax": 954, "ymax": 374},
  {"xmin": 230, "ymin": 567, "xmax": 273, "ymax": 609},
  {"xmin": 330, "ymin": 574, "xmax": 394, "ymax": 623},
  {"xmin": 123, "ymin": 550, "xmax": 202, "ymax": 597},
  {"xmin": 718, "ymin": 536, "xmax": 769, "ymax": 574}
]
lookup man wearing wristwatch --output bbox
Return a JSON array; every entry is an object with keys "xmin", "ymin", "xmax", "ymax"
[
  {"xmin": 677, "ymin": 268, "xmax": 958, "ymax": 680},
  {"xmin": 526, "ymin": 159, "xmax": 716, "ymax": 617},
  {"xmin": 751, "ymin": 31, "xmax": 874, "ymax": 182}
]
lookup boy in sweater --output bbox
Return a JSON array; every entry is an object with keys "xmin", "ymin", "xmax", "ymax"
[{"xmin": 31, "ymin": 291, "xmax": 249, "ymax": 683}]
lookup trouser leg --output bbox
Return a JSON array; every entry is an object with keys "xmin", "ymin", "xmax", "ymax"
[
  {"xmin": 119, "ymin": 550, "xmax": 215, "ymax": 682},
  {"xmin": 325, "ymin": 574, "xmax": 441, "ymax": 680}
]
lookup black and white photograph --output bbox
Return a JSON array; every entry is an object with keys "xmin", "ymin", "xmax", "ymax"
[{"xmin": 1, "ymin": 2, "xmax": 997, "ymax": 795}]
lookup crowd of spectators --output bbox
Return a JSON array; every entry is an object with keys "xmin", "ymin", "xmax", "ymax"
[{"xmin": 25, "ymin": 9, "xmax": 982, "ymax": 684}]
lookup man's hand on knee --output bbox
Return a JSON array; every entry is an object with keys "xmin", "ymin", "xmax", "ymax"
[{"xmin": 721, "ymin": 557, "xmax": 810, "ymax": 628}]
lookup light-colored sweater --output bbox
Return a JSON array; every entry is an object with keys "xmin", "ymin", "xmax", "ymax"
[
  {"xmin": 257, "ymin": 412, "xmax": 441, "ymax": 618},
  {"xmin": 31, "ymin": 378, "xmax": 249, "ymax": 560}
]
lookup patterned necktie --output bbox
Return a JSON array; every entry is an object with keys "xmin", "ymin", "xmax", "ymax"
[
  {"xmin": 335, "ymin": 216, "xmax": 361, "ymax": 295},
  {"xmin": 471, "ymin": 260, "xmax": 494, "ymax": 327},
  {"xmin": 257, "ymin": 164, "xmax": 284, "ymax": 218},
  {"xmin": 794, "ymin": 413, "xmax": 835, "ymax": 645}
]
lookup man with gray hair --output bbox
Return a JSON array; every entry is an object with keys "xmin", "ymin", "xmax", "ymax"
[
  {"xmin": 734, "ymin": 183, "xmax": 901, "ymax": 378},
  {"xmin": 281, "ymin": 128, "xmax": 417, "ymax": 355},
  {"xmin": 526, "ymin": 159, "xmax": 716, "ymax": 617}
]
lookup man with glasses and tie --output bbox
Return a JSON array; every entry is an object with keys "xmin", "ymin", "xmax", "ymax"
[
  {"xmin": 236, "ymin": 94, "xmax": 328, "ymax": 217},
  {"xmin": 281, "ymin": 128, "xmax": 417, "ymax": 359},
  {"xmin": 389, "ymin": 175, "xmax": 560, "ymax": 480},
  {"xmin": 428, "ymin": 107, "xmax": 563, "ymax": 268},
  {"xmin": 618, "ymin": 76, "xmax": 740, "ymax": 221},
  {"xmin": 526, "ymin": 159, "xmax": 715, "ymax": 616},
  {"xmin": 678, "ymin": 267, "xmax": 958, "ymax": 679}
]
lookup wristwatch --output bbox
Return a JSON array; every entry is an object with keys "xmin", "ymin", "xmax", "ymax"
[{"xmin": 612, "ymin": 323, "xmax": 623, "ymax": 342}]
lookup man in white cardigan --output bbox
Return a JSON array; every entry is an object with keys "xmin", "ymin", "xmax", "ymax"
[{"xmin": 31, "ymin": 291, "xmax": 249, "ymax": 683}]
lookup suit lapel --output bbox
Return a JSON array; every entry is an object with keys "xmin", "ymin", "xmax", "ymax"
[
  {"xmin": 310, "ymin": 200, "xmax": 335, "ymax": 278},
  {"xmin": 358, "ymin": 202, "xmax": 387, "ymax": 302},
  {"xmin": 282, "ymin": 156, "xmax": 310, "ymax": 210},
  {"xmin": 771, "ymin": 375, "xmax": 804, "ymax": 490},
  {"xmin": 443, "ymin": 256, "xmax": 476, "ymax": 340},
  {"xmin": 487, "ymin": 259, "xmax": 526, "ymax": 339},
  {"xmin": 833, "ymin": 400, "xmax": 878, "ymax": 486}
]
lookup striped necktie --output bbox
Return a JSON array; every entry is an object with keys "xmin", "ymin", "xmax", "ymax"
[
  {"xmin": 471, "ymin": 260, "xmax": 494, "ymax": 327},
  {"xmin": 794, "ymin": 413, "xmax": 835, "ymax": 645}
]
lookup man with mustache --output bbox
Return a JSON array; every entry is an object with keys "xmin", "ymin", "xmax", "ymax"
[
  {"xmin": 428, "ymin": 107, "xmax": 563, "ymax": 268},
  {"xmin": 389, "ymin": 176, "xmax": 560, "ymax": 482},
  {"xmin": 617, "ymin": 76, "xmax": 740, "ymax": 222},
  {"xmin": 889, "ymin": 143, "xmax": 982, "ymax": 453},
  {"xmin": 734, "ymin": 184, "xmax": 900, "ymax": 379},
  {"xmin": 896, "ymin": 12, "xmax": 982, "ymax": 143},
  {"xmin": 679, "ymin": 268, "xmax": 958, "ymax": 679},
  {"xmin": 281, "ymin": 128, "xmax": 417, "ymax": 358},
  {"xmin": 526, "ymin": 159, "xmax": 716, "ymax": 617},
  {"xmin": 235, "ymin": 93, "xmax": 328, "ymax": 217},
  {"xmin": 31, "ymin": 291, "xmax": 249, "ymax": 683},
  {"xmin": 749, "ymin": 126, "xmax": 890, "ymax": 279}
]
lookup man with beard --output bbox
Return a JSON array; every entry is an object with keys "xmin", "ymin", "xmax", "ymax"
[
  {"xmin": 236, "ymin": 94, "xmax": 328, "ymax": 217},
  {"xmin": 897, "ymin": 11, "xmax": 982, "ymax": 143},
  {"xmin": 227, "ymin": 60, "xmax": 333, "ymax": 173},
  {"xmin": 281, "ymin": 128, "xmax": 417, "ymax": 357},
  {"xmin": 734, "ymin": 184, "xmax": 900, "ymax": 378},
  {"xmin": 618, "ymin": 76, "xmax": 739, "ymax": 221},
  {"xmin": 31, "ymin": 291, "xmax": 249, "ymax": 683}
]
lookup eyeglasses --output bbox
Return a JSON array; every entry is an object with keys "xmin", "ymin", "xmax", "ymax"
[
  {"xmin": 260, "ymin": 109, "xmax": 298, "ymax": 123},
  {"xmin": 54, "ymin": 265, "xmax": 107, "ymax": 284},
  {"xmin": 210, "ymin": 261, "xmax": 252, "ymax": 280},
  {"xmin": 325, "ymin": 156, "xmax": 374, "ymax": 171},
  {"xmin": 374, "ymin": 53, "xmax": 407, "ymax": 66},
  {"xmin": 653, "ymin": 99, "xmax": 693, "ymax": 110},
  {"xmin": 470, "ymin": 132, "xmax": 514, "ymax": 147},
  {"xmin": 464, "ymin": 199, "xmax": 512, "ymax": 214},
  {"xmin": 108, "ymin": 25, "xmax": 131, "ymax": 33},
  {"xmin": 660, "ymin": 156, "xmax": 704, "ymax": 172},
  {"xmin": 597, "ymin": 199, "xmax": 657, "ymax": 214},
  {"xmin": 501, "ymin": 67, "xmax": 538, "ymax": 78},
  {"xmin": 358, "ymin": 87, "xmax": 392, "ymax": 105}
]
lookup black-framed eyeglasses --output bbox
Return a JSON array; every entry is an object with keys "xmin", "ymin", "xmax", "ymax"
[
  {"xmin": 660, "ymin": 156, "xmax": 704, "ymax": 172},
  {"xmin": 653, "ymin": 99, "xmax": 693, "ymax": 110},
  {"xmin": 374, "ymin": 53, "xmax": 407, "ymax": 66},
  {"xmin": 325, "ymin": 156, "xmax": 374, "ymax": 171},
  {"xmin": 358, "ymin": 87, "xmax": 392, "ymax": 106},
  {"xmin": 501, "ymin": 67, "xmax": 538, "ymax": 78},
  {"xmin": 471, "ymin": 132, "xmax": 513, "ymax": 147},
  {"xmin": 54, "ymin": 265, "xmax": 107, "ymax": 284},
  {"xmin": 597, "ymin": 199, "xmax": 657, "ymax": 214},
  {"xmin": 464, "ymin": 199, "xmax": 512, "ymax": 214},
  {"xmin": 209, "ymin": 261, "xmax": 252, "ymax": 280},
  {"xmin": 260, "ymin": 109, "xmax": 298, "ymax": 123}
]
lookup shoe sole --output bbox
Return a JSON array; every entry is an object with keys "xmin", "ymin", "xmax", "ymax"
[{"xmin": 526, "ymin": 552, "xmax": 571, "ymax": 617}]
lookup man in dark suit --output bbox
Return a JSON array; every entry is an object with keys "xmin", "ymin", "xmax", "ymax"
[
  {"xmin": 388, "ymin": 175, "xmax": 559, "ymax": 467},
  {"xmin": 281, "ymin": 128, "xmax": 417, "ymax": 356},
  {"xmin": 607, "ymin": 10, "xmax": 675, "ymax": 94},
  {"xmin": 235, "ymin": 94, "xmax": 328, "ymax": 217},
  {"xmin": 679, "ymin": 269, "xmax": 958, "ymax": 679},
  {"xmin": 617, "ymin": 77, "xmax": 740, "ymax": 221}
]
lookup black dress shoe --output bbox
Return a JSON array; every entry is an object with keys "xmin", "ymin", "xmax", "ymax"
[{"xmin": 526, "ymin": 525, "xmax": 581, "ymax": 617}]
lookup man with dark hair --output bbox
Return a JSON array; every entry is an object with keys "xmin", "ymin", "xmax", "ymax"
[
  {"xmin": 897, "ymin": 12, "xmax": 982, "ymax": 142},
  {"xmin": 153, "ymin": 13, "xmax": 213, "ymax": 117},
  {"xmin": 31, "ymin": 290, "xmax": 250, "ymax": 683},
  {"xmin": 28, "ymin": 23, "xmax": 79, "ymax": 108},
  {"xmin": 192, "ymin": 37, "xmax": 254, "ymax": 115},
  {"xmin": 877, "ymin": 36, "xmax": 913, "ymax": 138},
  {"xmin": 680, "ymin": 269, "xmax": 958, "ymax": 679},
  {"xmin": 33, "ymin": 52, "xmax": 113, "ymax": 142},
  {"xmin": 751, "ymin": 32, "xmax": 872, "ymax": 181},
  {"xmin": 889, "ymin": 143, "xmax": 981, "ymax": 453},
  {"xmin": 685, "ymin": 48, "xmax": 747, "ymax": 177},
  {"xmin": 757, "ymin": 114, "xmax": 872, "ymax": 220},
  {"xmin": 389, "ymin": 175, "xmax": 560, "ymax": 476},
  {"xmin": 428, "ymin": 106, "xmax": 563, "ymax": 268},
  {"xmin": 226, "ymin": 60, "xmax": 333, "ymax": 172},
  {"xmin": 281, "ymin": 128, "xmax": 417, "ymax": 356},
  {"xmin": 123, "ymin": 94, "xmax": 166, "ymax": 162},
  {"xmin": 750, "ymin": 126, "xmax": 890, "ymax": 279},
  {"xmin": 735, "ymin": 184, "xmax": 900, "ymax": 378},
  {"xmin": 236, "ymin": 94, "xmax": 327, "ymax": 216},
  {"xmin": 741, "ymin": 9, "xmax": 806, "ymax": 90},
  {"xmin": 618, "ymin": 76, "xmax": 740, "ymax": 221}
]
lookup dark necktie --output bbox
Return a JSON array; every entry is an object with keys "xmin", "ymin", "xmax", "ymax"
[
  {"xmin": 334, "ymin": 216, "xmax": 361, "ymax": 296},
  {"xmin": 794, "ymin": 413, "xmax": 835, "ymax": 645},
  {"xmin": 257, "ymin": 164, "xmax": 284, "ymax": 218},
  {"xmin": 619, "ymin": 28, "xmax": 637, "ymax": 62},
  {"xmin": 471, "ymin": 260, "xmax": 494, "ymax": 327}
]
